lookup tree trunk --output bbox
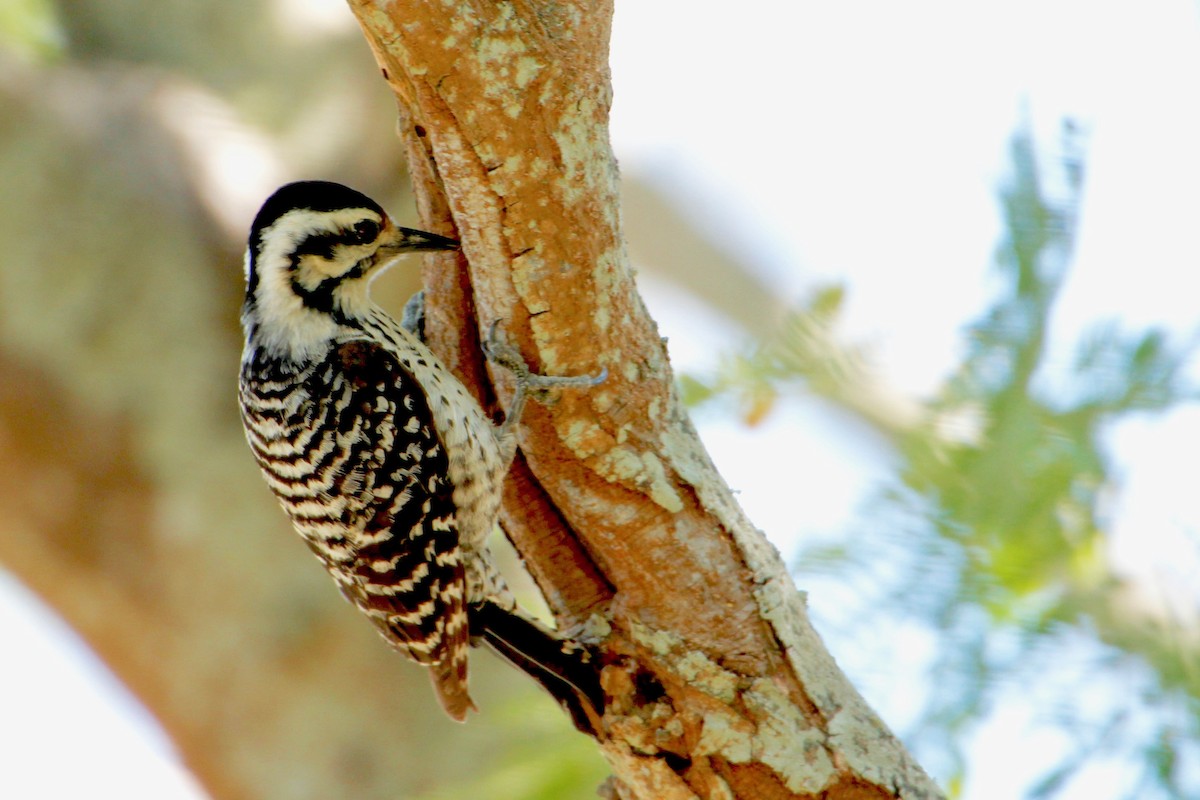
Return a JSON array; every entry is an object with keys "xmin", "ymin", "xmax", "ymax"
[{"xmin": 345, "ymin": 2, "xmax": 943, "ymax": 797}]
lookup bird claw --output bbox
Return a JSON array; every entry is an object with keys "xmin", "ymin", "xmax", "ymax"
[
  {"xmin": 484, "ymin": 320, "xmax": 606, "ymax": 393},
  {"xmin": 523, "ymin": 366, "xmax": 608, "ymax": 394},
  {"xmin": 400, "ymin": 290, "xmax": 426, "ymax": 340},
  {"xmin": 484, "ymin": 320, "xmax": 606, "ymax": 439},
  {"xmin": 482, "ymin": 320, "xmax": 529, "ymax": 379}
]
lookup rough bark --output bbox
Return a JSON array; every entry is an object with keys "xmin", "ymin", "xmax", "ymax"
[{"xmin": 345, "ymin": 2, "xmax": 943, "ymax": 798}]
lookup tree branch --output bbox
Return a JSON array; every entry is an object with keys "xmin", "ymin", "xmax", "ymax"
[{"xmin": 347, "ymin": 2, "xmax": 942, "ymax": 797}]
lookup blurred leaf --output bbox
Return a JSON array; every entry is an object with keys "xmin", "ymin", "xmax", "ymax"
[
  {"xmin": 694, "ymin": 119, "xmax": 1200, "ymax": 799},
  {"xmin": 676, "ymin": 373, "xmax": 715, "ymax": 408},
  {"xmin": 684, "ymin": 280, "xmax": 921, "ymax": 435},
  {"xmin": 0, "ymin": 0, "xmax": 64, "ymax": 62}
]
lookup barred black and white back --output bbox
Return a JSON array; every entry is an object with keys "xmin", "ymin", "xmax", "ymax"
[{"xmin": 238, "ymin": 181, "xmax": 510, "ymax": 719}]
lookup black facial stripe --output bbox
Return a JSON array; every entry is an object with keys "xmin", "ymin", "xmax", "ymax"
[
  {"xmin": 290, "ymin": 259, "xmax": 370, "ymax": 316},
  {"xmin": 290, "ymin": 274, "xmax": 337, "ymax": 314},
  {"xmin": 247, "ymin": 225, "xmax": 365, "ymax": 303},
  {"xmin": 293, "ymin": 231, "xmax": 343, "ymax": 261},
  {"xmin": 286, "ymin": 225, "xmax": 373, "ymax": 312},
  {"xmin": 246, "ymin": 180, "xmax": 384, "ymax": 273}
]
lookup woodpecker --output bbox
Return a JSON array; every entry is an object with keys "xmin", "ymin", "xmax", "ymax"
[{"xmin": 238, "ymin": 180, "xmax": 603, "ymax": 725}]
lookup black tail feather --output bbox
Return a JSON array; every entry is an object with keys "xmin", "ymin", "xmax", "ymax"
[{"xmin": 470, "ymin": 601, "xmax": 604, "ymax": 735}]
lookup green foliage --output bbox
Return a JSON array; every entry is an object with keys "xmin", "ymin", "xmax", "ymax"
[
  {"xmin": 684, "ymin": 283, "xmax": 898, "ymax": 430},
  {"xmin": 0, "ymin": 0, "xmax": 64, "ymax": 62},
  {"xmin": 687, "ymin": 123, "xmax": 1200, "ymax": 798}
]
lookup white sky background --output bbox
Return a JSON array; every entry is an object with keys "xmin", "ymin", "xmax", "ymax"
[{"xmin": 3, "ymin": 1, "xmax": 1200, "ymax": 798}]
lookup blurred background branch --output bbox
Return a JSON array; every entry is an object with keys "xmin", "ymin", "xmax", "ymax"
[{"xmin": 1, "ymin": 2, "xmax": 1198, "ymax": 799}]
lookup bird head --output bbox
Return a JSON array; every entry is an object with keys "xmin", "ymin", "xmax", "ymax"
[{"xmin": 242, "ymin": 180, "xmax": 458, "ymax": 358}]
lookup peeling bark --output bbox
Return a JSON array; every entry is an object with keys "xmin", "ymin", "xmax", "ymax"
[{"xmin": 346, "ymin": 2, "xmax": 943, "ymax": 797}]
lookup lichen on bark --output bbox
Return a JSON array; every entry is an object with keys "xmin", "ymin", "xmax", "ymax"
[{"xmin": 346, "ymin": 1, "xmax": 944, "ymax": 797}]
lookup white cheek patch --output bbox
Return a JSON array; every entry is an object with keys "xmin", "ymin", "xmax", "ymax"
[
  {"xmin": 248, "ymin": 260, "xmax": 337, "ymax": 361},
  {"xmin": 245, "ymin": 206, "xmax": 387, "ymax": 361},
  {"xmin": 293, "ymin": 251, "xmax": 364, "ymax": 290},
  {"xmin": 271, "ymin": 208, "xmax": 382, "ymax": 286}
]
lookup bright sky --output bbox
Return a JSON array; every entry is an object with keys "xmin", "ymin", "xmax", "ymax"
[
  {"xmin": 614, "ymin": 0, "xmax": 1200, "ymax": 611},
  {"xmin": 4, "ymin": 1, "xmax": 1200, "ymax": 797},
  {"xmin": 618, "ymin": 2, "xmax": 1200, "ymax": 797}
]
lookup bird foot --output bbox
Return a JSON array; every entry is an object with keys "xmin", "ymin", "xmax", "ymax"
[{"xmin": 483, "ymin": 320, "xmax": 607, "ymax": 435}]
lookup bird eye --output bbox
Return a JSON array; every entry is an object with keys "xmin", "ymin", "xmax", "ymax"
[{"xmin": 350, "ymin": 219, "xmax": 380, "ymax": 244}]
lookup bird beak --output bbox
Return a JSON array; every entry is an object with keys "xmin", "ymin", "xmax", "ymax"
[{"xmin": 381, "ymin": 225, "xmax": 460, "ymax": 254}]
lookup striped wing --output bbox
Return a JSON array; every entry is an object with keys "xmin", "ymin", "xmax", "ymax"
[{"xmin": 241, "ymin": 339, "xmax": 473, "ymax": 719}]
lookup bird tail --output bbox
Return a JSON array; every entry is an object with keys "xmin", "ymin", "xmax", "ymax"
[
  {"xmin": 429, "ymin": 648, "xmax": 476, "ymax": 722},
  {"xmin": 470, "ymin": 600, "xmax": 604, "ymax": 735}
]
